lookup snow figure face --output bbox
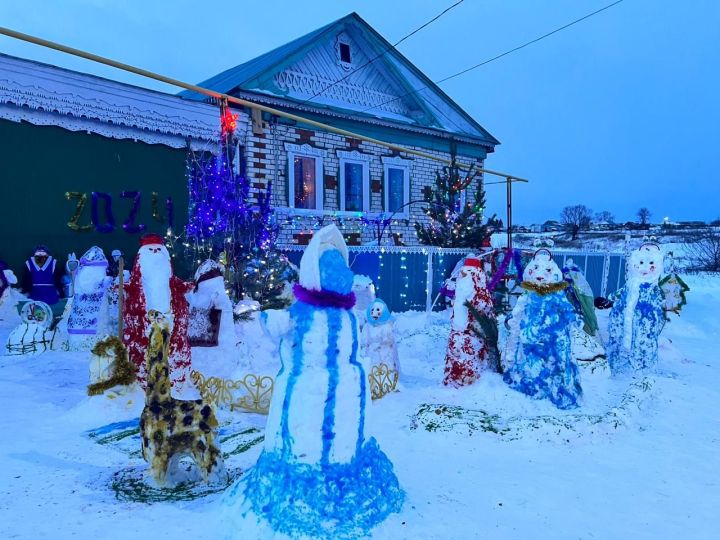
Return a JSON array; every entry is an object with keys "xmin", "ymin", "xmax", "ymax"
[
  {"xmin": 366, "ymin": 299, "xmax": 391, "ymax": 326},
  {"xmin": 523, "ymin": 251, "xmax": 562, "ymax": 284},
  {"xmin": 319, "ymin": 249, "xmax": 354, "ymax": 295},
  {"xmin": 138, "ymin": 243, "xmax": 171, "ymax": 282},
  {"xmin": 33, "ymin": 249, "xmax": 49, "ymax": 267},
  {"xmin": 629, "ymin": 245, "xmax": 663, "ymax": 283}
]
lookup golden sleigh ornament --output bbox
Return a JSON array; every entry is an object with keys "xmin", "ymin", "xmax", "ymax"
[
  {"xmin": 368, "ymin": 363, "xmax": 399, "ymax": 400},
  {"xmin": 191, "ymin": 370, "xmax": 275, "ymax": 415}
]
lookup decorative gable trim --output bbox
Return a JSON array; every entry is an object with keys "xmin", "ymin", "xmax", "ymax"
[
  {"xmin": 337, "ymin": 149, "xmax": 372, "ymax": 162},
  {"xmin": 285, "ymin": 142, "xmax": 326, "ymax": 157}
]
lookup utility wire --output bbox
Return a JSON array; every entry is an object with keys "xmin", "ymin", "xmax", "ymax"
[
  {"xmin": 361, "ymin": 0, "xmax": 625, "ymax": 114},
  {"xmin": 297, "ymin": 0, "xmax": 464, "ymax": 106}
]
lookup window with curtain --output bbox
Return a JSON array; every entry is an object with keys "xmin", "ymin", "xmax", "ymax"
[
  {"xmin": 344, "ymin": 162, "xmax": 364, "ymax": 212},
  {"xmin": 294, "ymin": 156, "xmax": 317, "ymax": 209},
  {"xmin": 387, "ymin": 167, "xmax": 405, "ymax": 213}
]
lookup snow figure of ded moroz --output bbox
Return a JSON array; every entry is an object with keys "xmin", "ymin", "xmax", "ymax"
[
  {"xmin": 362, "ymin": 298, "xmax": 400, "ymax": 375},
  {"xmin": 66, "ymin": 246, "xmax": 113, "ymax": 351},
  {"xmin": 503, "ymin": 249, "xmax": 582, "ymax": 409},
  {"xmin": 222, "ymin": 225, "xmax": 403, "ymax": 540},
  {"xmin": 122, "ymin": 234, "xmax": 194, "ymax": 388},
  {"xmin": 443, "ymin": 256, "xmax": 497, "ymax": 387},
  {"xmin": 607, "ymin": 244, "xmax": 665, "ymax": 375}
]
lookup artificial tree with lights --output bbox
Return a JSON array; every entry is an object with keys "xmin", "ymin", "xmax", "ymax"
[
  {"xmin": 184, "ymin": 104, "xmax": 294, "ymax": 310},
  {"xmin": 414, "ymin": 161, "xmax": 494, "ymax": 248}
]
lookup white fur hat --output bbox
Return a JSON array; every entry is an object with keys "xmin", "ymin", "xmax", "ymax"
[{"xmin": 298, "ymin": 224, "xmax": 349, "ymax": 291}]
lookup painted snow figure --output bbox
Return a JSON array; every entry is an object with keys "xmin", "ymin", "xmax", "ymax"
[
  {"xmin": 122, "ymin": 234, "xmax": 194, "ymax": 387},
  {"xmin": 66, "ymin": 247, "xmax": 112, "ymax": 351},
  {"xmin": 188, "ymin": 259, "xmax": 235, "ymax": 348},
  {"xmin": 223, "ymin": 225, "xmax": 403, "ymax": 539},
  {"xmin": 502, "ymin": 250, "xmax": 583, "ymax": 409},
  {"xmin": 443, "ymin": 256, "xmax": 496, "ymax": 387},
  {"xmin": 562, "ymin": 258, "xmax": 599, "ymax": 336},
  {"xmin": 607, "ymin": 244, "xmax": 665, "ymax": 375},
  {"xmin": 362, "ymin": 298, "xmax": 400, "ymax": 375},
  {"xmin": 0, "ymin": 260, "xmax": 21, "ymax": 325},
  {"xmin": 659, "ymin": 252, "xmax": 689, "ymax": 314},
  {"xmin": 352, "ymin": 273, "xmax": 376, "ymax": 330},
  {"xmin": 5, "ymin": 301, "xmax": 55, "ymax": 356},
  {"xmin": 22, "ymin": 245, "xmax": 61, "ymax": 305}
]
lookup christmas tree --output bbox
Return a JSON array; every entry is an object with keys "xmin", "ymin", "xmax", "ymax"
[
  {"xmin": 184, "ymin": 111, "xmax": 294, "ymax": 309},
  {"xmin": 414, "ymin": 161, "xmax": 494, "ymax": 247}
]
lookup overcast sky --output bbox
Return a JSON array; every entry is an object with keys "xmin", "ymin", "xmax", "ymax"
[{"xmin": 1, "ymin": 0, "xmax": 718, "ymax": 224}]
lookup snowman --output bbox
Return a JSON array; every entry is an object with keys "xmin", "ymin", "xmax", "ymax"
[
  {"xmin": 221, "ymin": 225, "xmax": 403, "ymax": 539},
  {"xmin": 187, "ymin": 259, "xmax": 236, "ymax": 349},
  {"xmin": 502, "ymin": 249, "xmax": 583, "ymax": 409},
  {"xmin": 352, "ymin": 273, "xmax": 376, "ymax": 330},
  {"xmin": 0, "ymin": 261, "xmax": 21, "ymax": 326},
  {"xmin": 607, "ymin": 244, "xmax": 664, "ymax": 374},
  {"xmin": 362, "ymin": 298, "xmax": 400, "ymax": 375},
  {"xmin": 66, "ymin": 246, "xmax": 113, "ymax": 351}
]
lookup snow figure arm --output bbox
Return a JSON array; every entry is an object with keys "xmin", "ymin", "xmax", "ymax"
[
  {"xmin": 261, "ymin": 309, "xmax": 292, "ymax": 341},
  {"xmin": 4, "ymin": 269, "xmax": 17, "ymax": 285}
]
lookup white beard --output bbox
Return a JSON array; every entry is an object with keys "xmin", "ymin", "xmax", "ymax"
[
  {"xmin": 138, "ymin": 248, "xmax": 172, "ymax": 314},
  {"xmin": 75, "ymin": 266, "xmax": 106, "ymax": 294}
]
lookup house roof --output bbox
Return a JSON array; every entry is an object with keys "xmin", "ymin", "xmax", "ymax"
[{"xmin": 179, "ymin": 12, "xmax": 499, "ymax": 148}]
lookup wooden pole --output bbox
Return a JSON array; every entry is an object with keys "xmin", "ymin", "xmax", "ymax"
[
  {"xmin": 0, "ymin": 25, "xmax": 528, "ymax": 180},
  {"xmin": 117, "ymin": 256, "xmax": 124, "ymax": 339}
]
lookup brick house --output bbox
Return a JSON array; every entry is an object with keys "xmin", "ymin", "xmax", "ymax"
[{"xmin": 180, "ymin": 12, "xmax": 499, "ymax": 246}]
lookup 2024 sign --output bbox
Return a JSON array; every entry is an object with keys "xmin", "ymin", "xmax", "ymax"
[{"xmin": 65, "ymin": 191, "xmax": 174, "ymax": 234}]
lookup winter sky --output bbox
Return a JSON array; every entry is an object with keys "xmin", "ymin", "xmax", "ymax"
[{"xmin": 1, "ymin": 0, "xmax": 718, "ymax": 225}]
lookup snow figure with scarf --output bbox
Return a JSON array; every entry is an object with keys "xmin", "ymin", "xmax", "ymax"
[
  {"xmin": 502, "ymin": 249, "xmax": 582, "ymax": 409},
  {"xmin": 362, "ymin": 298, "xmax": 400, "ymax": 375},
  {"xmin": 607, "ymin": 244, "xmax": 665, "ymax": 375},
  {"xmin": 122, "ymin": 234, "xmax": 194, "ymax": 388},
  {"xmin": 66, "ymin": 247, "xmax": 112, "ymax": 351},
  {"xmin": 187, "ymin": 259, "xmax": 235, "ymax": 349},
  {"xmin": 443, "ymin": 256, "xmax": 495, "ymax": 387},
  {"xmin": 221, "ymin": 225, "xmax": 403, "ymax": 540}
]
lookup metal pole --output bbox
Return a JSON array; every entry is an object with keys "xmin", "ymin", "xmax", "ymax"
[
  {"xmin": 117, "ymin": 256, "xmax": 124, "ymax": 338},
  {"xmin": 506, "ymin": 176, "xmax": 513, "ymax": 251}
]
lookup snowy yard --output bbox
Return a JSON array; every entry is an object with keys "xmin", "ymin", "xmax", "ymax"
[{"xmin": 0, "ymin": 274, "xmax": 718, "ymax": 540}]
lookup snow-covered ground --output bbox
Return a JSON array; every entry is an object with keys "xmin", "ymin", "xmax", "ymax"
[{"xmin": 0, "ymin": 274, "xmax": 718, "ymax": 539}]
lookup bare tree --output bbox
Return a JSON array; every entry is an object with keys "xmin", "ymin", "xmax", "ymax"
[
  {"xmin": 637, "ymin": 207, "xmax": 652, "ymax": 225},
  {"xmin": 685, "ymin": 229, "xmax": 720, "ymax": 271},
  {"xmin": 595, "ymin": 210, "xmax": 615, "ymax": 224},
  {"xmin": 560, "ymin": 205, "xmax": 593, "ymax": 240}
]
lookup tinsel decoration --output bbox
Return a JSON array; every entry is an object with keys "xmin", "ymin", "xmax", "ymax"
[
  {"xmin": 87, "ymin": 336, "xmax": 136, "ymax": 396},
  {"xmin": 91, "ymin": 191, "xmax": 115, "ymax": 233},
  {"xmin": 65, "ymin": 191, "xmax": 93, "ymax": 231},
  {"xmin": 120, "ymin": 191, "xmax": 146, "ymax": 234}
]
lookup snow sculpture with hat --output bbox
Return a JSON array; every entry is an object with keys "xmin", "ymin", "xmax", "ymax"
[
  {"xmin": 22, "ymin": 245, "xmax": 62, "ymax": 306},
  {"xmin": 122, "ymin": 234, "xmax": 194, "ymax": 387},
  {"xmin": 502, "ymin": 249, "xmax": 583, "ymax": 409},
  {"xmin": 362, "ymin": 298, "xmax": 400, "ymax": 375},
  {"xmin": 222, "ymin": 224, "xmax": 404, "ymax": 539},
  {"xmin": 443, "ymin": 256, "xmax": 497, "ymax": 386},
  {"xmin": 187, "ymin": 259, "xmax": 235, "ymax": 348},
  {"xmin": 65, "ymin": 246, "xmax": 113, "ymax": 351},
  {"xmin": 607, "ymin": 243, "xmax": 664, "ymax": 374}
]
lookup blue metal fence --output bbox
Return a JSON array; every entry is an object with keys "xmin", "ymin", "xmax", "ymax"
[{"xmin": 283, "ymin": 247, "xmax": 626, "ymax": 313}]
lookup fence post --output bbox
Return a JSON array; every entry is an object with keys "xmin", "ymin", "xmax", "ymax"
[
  {"xmin": 425, "ymin": 249, "xmax": 434, "ymax": 313},
  {"xmin": 601, "ymin": 254, "xmax": 610, "ymax": 297}
]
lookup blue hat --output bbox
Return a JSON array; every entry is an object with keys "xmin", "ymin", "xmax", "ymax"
[{"xmin": 366, "ymin": 299, "xmax": 392, "ymax": 326}]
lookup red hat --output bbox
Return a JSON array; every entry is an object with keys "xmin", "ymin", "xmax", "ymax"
[
  {"xmin": 463, "ymin": 257, "xmax": 482, "ymax": 268},
  {"xmin": 481, "ymin": 237, "xmax": 492, "ymax": 248},
  {"xmin": 140, "ymin": 234, "xmax": 164, "ymax": 247}
]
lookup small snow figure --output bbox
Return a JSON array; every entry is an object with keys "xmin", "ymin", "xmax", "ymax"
[
  {"xmin": 607, "ymin": 244, "xmax": 665, "ymax": 374},
  {"xmin": 0, "ymin": 260, "xmax": 21, "ymax": 325},
  {"xmin": 22, "ymin": 245, "xmax": 62, "ymax": 305},
  {"xmin": 659, "ymin": 251, "xmax": 689, "ymax": 314},
  {"xmin": 66, "ymin": 246, "xmax": 112, "ymax": 351},
  {"xmin": 222, "ymin": 225, "xmax": 403, "ymax": 539},
  {"xmin": 187, "ymin": 259, "xmax": 235, "ymax": 348},
  {"xmin": 122, "ymin": 234, "xmax": 194, "ymax": 387},
  {"xmin": 443, "ymin": 256, "xmax": 496, "ymax": 387},
  {"xmin": 362, "ymin": 298, "xmax": 400, "ymax": 374},
  {"xmin": 352, "ymin": 273, "xmax": 376, "ymax": 330},
  {"xmin": 502, "ymin": 249, "xmax": 582, "ymax": 409}
]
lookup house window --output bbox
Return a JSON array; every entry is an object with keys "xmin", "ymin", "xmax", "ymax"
[
  {"xmin": 338, "ymin": 150, "xmax": 371, "ymax": 212},
  {"xmin": 382, "ymin": 156, "xmax": 411, "ymax": 217},
  {"xmin": 339, "ymin": 43, "xmax": 351, "ymax": 63},
  {"xmin": 335, "ymin": 34, "xmax": 353, "ymax": 71},
  {"xmin": 286, "ymin": 143, "xmax": 325, "ymax": 211}
]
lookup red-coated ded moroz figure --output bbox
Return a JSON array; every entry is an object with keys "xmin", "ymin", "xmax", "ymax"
[
  {"xmin": 122, "ymin": 234, "xmax": 194, "ymax": 388},
  {"xmin": 443, "ymin": 257, "xmax": 496, "ymax": 387}
]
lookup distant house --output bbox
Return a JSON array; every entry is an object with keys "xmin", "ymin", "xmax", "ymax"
[
  {"xmin": 542, "ymin": 220, "xmax": 563, "ymax": 232},
  {"xmin": 179, "ymin": 12, "xmax": 499, "ymax": 246}
]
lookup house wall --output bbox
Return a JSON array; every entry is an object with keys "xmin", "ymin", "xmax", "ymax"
[{"xmin": 237, "ymin": 118, "xmax": 487, "ymax": 247}]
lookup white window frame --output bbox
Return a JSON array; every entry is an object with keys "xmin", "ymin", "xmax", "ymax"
[
  {"xmin": 286, "ymin": 143, "xmax": 325, "ymax": 212},
  {"xmin": 337, "ymin": 150, "xmax": 371, "ymax": 213},
  {"xmin": 335, "ymin": 33, "xmax": 353, "ymax": 71},
  {"xmin": 382, "ymin": 156, "xmax": 412, "ymax": 218}
]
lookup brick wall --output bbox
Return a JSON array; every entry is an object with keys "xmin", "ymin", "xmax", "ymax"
[{"xmin": 236, "ymin": 113, "xmax": 486, "ymax": 247}]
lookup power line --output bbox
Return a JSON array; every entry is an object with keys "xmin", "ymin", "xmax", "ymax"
[
  {"xmin": 361, "ymin": 0, "xmax": 625, "ymax": 114},
  {"xmin": 297, "ymin": 0, "xmax": 464, "ymax": 106}
]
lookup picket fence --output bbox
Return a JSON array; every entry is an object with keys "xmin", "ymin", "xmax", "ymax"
[{"xmin": 282, "ymin": 246, "xmax": 626, "ymax": 313}]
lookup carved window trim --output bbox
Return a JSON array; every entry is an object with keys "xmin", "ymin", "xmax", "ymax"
[
  {"xmin": 382, "ymin": 156, "xmax": 412, "ymax": 218},
  {"xmin": 335, "ymin": 34, "xmax": 353, "ymax": 71},
  {"xmin": 286, "ymin": 143, "xmax": 325, "ymax": 212},
  {"xmin": 337, "ymin": 150, "xmax": 372, "ymax": 213}
]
